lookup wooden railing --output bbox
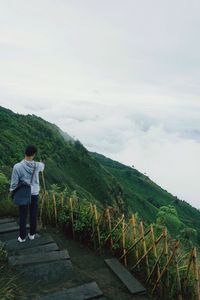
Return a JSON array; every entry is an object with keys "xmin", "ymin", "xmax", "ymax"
[{"xmin": 39, "ymin": 192, "xmax": 200, "ymax": 300}]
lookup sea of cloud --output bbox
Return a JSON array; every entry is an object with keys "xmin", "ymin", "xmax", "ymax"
[{"xmin": 3, "ymin": 99, "xmax": 199, "ymax": 208}]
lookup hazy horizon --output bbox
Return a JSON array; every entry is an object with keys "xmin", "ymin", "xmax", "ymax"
[{"xmin": 0, "ymin": 1, "xmax": 200, "ymax": 208}]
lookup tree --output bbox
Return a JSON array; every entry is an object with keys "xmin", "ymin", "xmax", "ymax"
[{"xmin": 156, "ymin": 205, "xmax": 182, "ymax": 234}]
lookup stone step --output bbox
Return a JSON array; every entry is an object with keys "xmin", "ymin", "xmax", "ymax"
[
  {"xmin": 32, "ymin": 281, "xmax": 103, "ymax": 300},
  {"xmin": 9, "ymin": 249, "xmax": 70, "ymax": 266},
  {"xmin": 0, "ymin": 218, "xmax": 16, "ymax": 224},
  {"xmin": 13, "ymin": 242, "xmax": 59, "ymax": 255},
  {"xmin": 4, "ymin": 234, "xmax": 54, "ymax": 252},
  {"xmin": 0, "ymin": 222, "xmax": 26, "ymax": 241},
  {"xmin": 0, "ymin": 222, "xmax": 30, "ymax": 240},
  {"xmin": 18, "ymin": 259, "xmax": 74, "ymax": 284},
  {"xmin": 0, "ymin": 221, "xmax": 18, "ymax": 233},
  {"xmin": 105, "ymin": 258, "xmax": 146, "ymax": 295},
  {"xmin": 0, "ymin": 231, "xmax": 21, "ymax": 242}
]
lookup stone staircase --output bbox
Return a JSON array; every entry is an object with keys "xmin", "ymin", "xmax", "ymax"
[
  {"xmin": 0, "ymin": 217, "xmax": 148, "ymax": 300},
  {"xmin": 0, "ymin": 217, "xmax": 105, "ymax": 299}
]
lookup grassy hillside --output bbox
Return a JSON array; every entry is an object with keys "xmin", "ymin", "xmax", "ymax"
[
  {"xmin": 0, "ymin": 106, "xmax": 124, "ymax": 210},
  {"xmin": 1, "ymin": 106, "xmax": 200, "ymax": 243},
  {"xmin": 91, "ymin": 152, "xmax": 200, "ymax": 240}
]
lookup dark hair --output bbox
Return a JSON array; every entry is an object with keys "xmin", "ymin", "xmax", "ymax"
[{"xmin": 25, "ymin": 145, "xmax": 37, "ymax": 156}]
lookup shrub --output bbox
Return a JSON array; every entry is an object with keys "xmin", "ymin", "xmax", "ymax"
[{"xmin": 0, "ymin": 172, "xmax": 9, "ymax": 197}]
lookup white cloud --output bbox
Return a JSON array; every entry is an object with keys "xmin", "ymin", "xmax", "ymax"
[
  {"xmin": 5, "ymin": 99, "xmax": 197, "ymax": 208},
  {"xmin": 1, "ymin": 97, "xmax": 200, "ymax": 208},
  {"xmin": 0, "ymin": 0, "xmax": 200, "ymax": 207}
]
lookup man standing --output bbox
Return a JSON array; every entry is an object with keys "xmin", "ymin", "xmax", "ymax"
[{"xmin": 10, "ymin": 145, "xmax": 45, "ymax": 242}]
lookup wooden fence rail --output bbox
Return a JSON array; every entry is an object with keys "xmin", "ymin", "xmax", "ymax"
[{"xmin": 39, "ymin": 193, "xmax": 200, "ymax": 299}]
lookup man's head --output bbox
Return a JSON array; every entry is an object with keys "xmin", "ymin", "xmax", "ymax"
[{"xmin": 25, "ymin": 145, "xmax": 37, "ymax": 159}]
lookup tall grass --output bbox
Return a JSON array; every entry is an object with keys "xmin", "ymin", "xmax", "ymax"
[{"xmin": 0, "ymin": 247, "xmax": 22, "ymax": 300}]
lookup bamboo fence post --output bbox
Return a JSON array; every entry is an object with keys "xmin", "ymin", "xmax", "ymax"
[
  {"xmin": 198, "ymin": 266, "xmax": 200, "ymax": 296},
  {"xmin": 41, "ymin": 169, "xmax": 46, "ymax": 220},
  {"xmin": 174, "ymin": 251, "xmax": 183, "ymax": 300},
  {"xmin": 69, "ymin": 197, "xmax": 75, "ymax": 239},
  {"xmin": 52, "ymin": 194, "xmax": 57, "ymax": 227},
  {"xmin": 131, "ymin": 232, "xmax": 163, "ymax": 271},
  {"xmin": 119, "ymin": 227, "xmax": 151, "ymax": 260},
  {"xmin": 146, "ymin": 248, "xmax": 164, "ymax": 284},
  {"xmin": 150, "ymin": 225, "xmax": 156, "ymax": 256},
  {"xmin": 39, "ymin": 191, "xmax": 46, "ymax": 227},
  {"xmin": 122, "ymin": 217, "xmax": 127, "ymax": 266},
  {"xmin": 41, "ymin": 170, "xmax": 46, "ymax": 191},
  {"xmin": 150, "ymin": 225, "xmax": 161, "ymax": 279},
  {"xmin": 106, "ymin": 208, "xmax": 113, "ymax": 251},
  {"xmin": 186, "ymin": 248, "xmax": 194, "ymax": 280},
  {"xmin": 182, "ymin": 248, "xmax": 194, "ymax": 296},
  {"xmin": 180, "ymin": 248, "xmax": 194, "ymax": 293},
  {"xmin": 140, "ymin": 221, "xmax": 150, "ymax": 278},
  {"xmin": 91, "ymin": 212, "xmax": 103, "ymax": 239},
  {"xmin": 192, "ymin": 247, "xmax": 200, "ymax": 300},
  {"xmin": 46, "ymin": 191, "xmax": 51, "ymax": 222},
  {"xmin": 90, "ymin": 203, "xmax": 96, "ymax": 249},
  {"xmin": 163, "ymin": 226, "xmax": 170, "ymax": 293},
  {"xmin": 110, "ymin": 222, "xmax": 129, "ymax": 251},
  {"xmin": 152, "ymin": 240, "xmax": 180, "ymax": 295},
  {"xmin": 60, "ymin": 193, "xmax": 64, "ymax": 208},
  {"xmin": 104, "ymin": 214, "xmax": 124, "ymax": 244},
  {"xmin": 94, "ymin": 204, "xmax": 101, "ymax": 252},
  {"xmin": 130, "ymin": 214, "xmax": 139, "ymax": 266}
]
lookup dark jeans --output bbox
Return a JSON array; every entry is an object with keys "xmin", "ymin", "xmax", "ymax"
[{"xmin": 19, "ymin": 194, "xmax": 38, "ymax": 239}]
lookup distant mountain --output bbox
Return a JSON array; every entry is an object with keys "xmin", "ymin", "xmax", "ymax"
[{"xmin": 1, "ymin": 106, "xmax": 200, "ymax": 242}]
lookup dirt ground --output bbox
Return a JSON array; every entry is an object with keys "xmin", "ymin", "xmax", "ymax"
[{"xmin": 49, "ymin": 227, "xmax": 150, "ymax": 300}]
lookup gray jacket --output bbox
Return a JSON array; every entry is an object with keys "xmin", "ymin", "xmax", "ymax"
[{"xmin": 10, "ymin": 160, "xmax": 45, "ymax": 195}]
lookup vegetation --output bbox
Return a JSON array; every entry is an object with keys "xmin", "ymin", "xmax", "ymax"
[
  {"xmin": 0, "ymin": 107, "xmax": 200, "ymax": 243},
  {"xmin": 91, "ymin": 152, "xmax": 200, "ymax": 244},
  {"xmin": 0, "ymin": 245, "xmax": 22, "ymax": 300},
  {"xmin": 1, "ymin": 105, "xmax": 200, "ymax": 298},
  {"xmin": 1, "ymin": 105, "xmax": 200, "ymax": 246},
  {"xmin": 39, "ymin": 191, "xmax": 199, "ymax": 299},
  {"xmin": 156, "ymin": 205, "xmax": 183, "ymax": 234},
  {"xmin": 0, "ymin": 173, "xmax": 9, "ymax": 198},
  {"xmin": 0, "ymin": 106, "xmax": 124, "ymax": 209}
]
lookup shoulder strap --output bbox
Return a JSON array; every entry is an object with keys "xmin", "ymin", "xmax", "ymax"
[{"xmin": 30, "ymin": 162, "xmax": 36, "ymax": 184}]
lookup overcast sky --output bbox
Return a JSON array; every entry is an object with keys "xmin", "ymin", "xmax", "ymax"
[{"xmin": 0, "ymin": 1, "xmax": 200, "ymax": 208}]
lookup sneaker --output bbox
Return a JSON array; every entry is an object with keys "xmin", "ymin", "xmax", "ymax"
[
  {"xmin": 28, "ymin": 233, "xmax": 35, "ymax": 240},
  {"xmin": 18, "ymin": 236, "xmax": 26, "ymax": 243}
]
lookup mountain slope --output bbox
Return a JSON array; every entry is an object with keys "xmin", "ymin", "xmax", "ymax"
[
  {"xmin": 91, "ymin": 152, "xmax": 200, "ymax": 238},
  {"xmin": 1, "ymin": 106, "xmax": 200, "ymax": 242},
  {"xmin": 0, "ymin": 106, "xmax": 123, "ymax": 209}
]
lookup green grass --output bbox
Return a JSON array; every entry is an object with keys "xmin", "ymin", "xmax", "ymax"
[{"xmin": 91, "ymin": 152, "xmax": 200, "ymax": 241}]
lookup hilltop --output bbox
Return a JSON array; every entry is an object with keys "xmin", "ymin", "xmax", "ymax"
[{"xmin": 0, "ymin": 106, "xmax": 200, "ymax": 243}]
